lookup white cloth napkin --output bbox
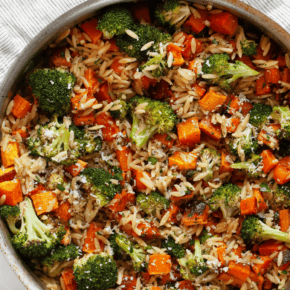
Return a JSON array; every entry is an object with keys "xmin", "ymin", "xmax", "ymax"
[{"xmin": 0, "ymin": 0, "xmax": 290, "ymax": 85}]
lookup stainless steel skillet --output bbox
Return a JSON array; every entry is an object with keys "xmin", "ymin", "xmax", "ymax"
[{"xmin": 0, "ymin": 0, "xmax": 289, "ymax": 289}]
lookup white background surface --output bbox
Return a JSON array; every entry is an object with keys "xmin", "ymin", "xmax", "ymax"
[{"xmin": 1, "ymin": 0, "xmax": 290, "ymax": 289}]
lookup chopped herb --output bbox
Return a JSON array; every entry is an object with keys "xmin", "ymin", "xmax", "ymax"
[
  {"xmin": 148, "ymin": 157, "xmax": 158, "ymax": 165},
  {"xmin": 56, "ymin": 184, "xmax": 65, "ymax": 191},
  {"xmin": 260, "ymin": 183, "xmax": 271, "ymax": 192}
]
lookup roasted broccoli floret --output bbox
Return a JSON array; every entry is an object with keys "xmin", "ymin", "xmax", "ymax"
[
  {"xmin": 162, "ymin": 236, "xmax": 185, "ymax": 259},
  {"xmin": 136, "ymin": 191, "xmax": 170, "ymax": 214},
  {"xmin": 108, "ymin": 232, "xmax": 122, "ymax": 257},
  {"xmin": 155, "ymin": 0, "xmax": 189, "ymax": 32},
  {"xmin": 129, "ymin": 96, "xmax": 177, "ymax": 148},
  {"xmin": 272, "ymin": 182, "xmax": 290, "ymax": 209},
  {"xmin": 208, "ymin": 183, "xmax": 241, "ymax": 218},
  {"xmin": 241, "ymin": 215, "xmax": 290, "ymax": 244},
  {"xmin": 116, "ymin": 234, "xmax": 146, "ymax": 272},
  {"xmin": 97, "ymin": 5, "xmax": 134, "ymax": 39},
  {"xmin": 27, "ymin": 118, "xmax": 101, "ymax": 165},
  {"xmin": 29, "ymin": 68, "xmax": 76, "ymax": 116},
  {"xmin": 249, "ymin": 103, "xmax": 272, "ymax": 128},
  {"xmin": 198, "ymin": 148, "xmax": 221, "ymax": 182},
  {"xmin": 0, "ymin": 205, "xmax": 20, "ymax": 234},
  {"xmin": 230, "ymin": 153, "xmax": 263, "ymax": 178},
  {"xmin": 202, "ymin": 53, "xmax": 259, "ymax": 91},
  {"xmin": 80, "ymin": 167, "xmax": 122, "ymax": 207},
  {"xmin": 229, "ymin": 126, "xmax": 258, "ymax": 156},
  {"xmin": 139, "ymin": 54, "xmax": 168, "ymax": 78},
  {"xmin": 69, "ymin": 124, "xmax": 102, "ymax": 154},
  {"xmin": 116, "ymin": 24, "xmax": 172, "ymax": 61},
  {"xmin": 11, "ymin": 198, "xmax": 65, "ymax": 259},
  {"xmin": 46, "ymin": 173, "xmax": 65, "ymax": 191},
  {"xmin": 42, "ymin": 244, "xmax": 82, "ymax": 277},
  {"xmin": 271, "ymin": 106, "xmax": 290, "ymax": 140},
  {"xmin": 73, "ymin": 253, "xmax": 118, "ymax": 290},
  {"xmin": 178, "ymin": 239, "xmax": 208, "ymax": 280},
  {"xmin": 27, "ymin": 117, "xmax": 75, "ymax": 165},
  {"xmin": 110, "ymin": 99, "xmax": 130, "ymax": 120},
  {"xmin": 240, "ymin": 39, "xmax": 257, "ymax": 56}
]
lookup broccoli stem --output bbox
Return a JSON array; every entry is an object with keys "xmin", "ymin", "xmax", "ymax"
[
  {"xmin": 219, "ymin": 203, "xmax": 228, "ymax": 219},
  {"xmin": 218, "ymin": 201, "xmax": 235, "ymax": 218},
  {"xmin": 116, "ymin": 235, "xmax": 141, "ymax": 262},
  {"xmin": 259, "ymin": 220, "xmax": 290, "ymax": 243},
  {"xmin": 226, "ymin": 61, "xmax": 259, "ymax": 83},
  {"xmin": 51, "ymin": 124, "xmax": 70, "ymax": 152},
  {"xmin": 22, "ymin": 198, "xmax": 51, "ymax": 242},
  {"xmin": 230, "ymin": 154, "xmax": 262, "ymax": 178},
  {"xmin": 230, "ymin": 162, "xmax": 252, "ymax": 170},
  {"xmin": 116, "ymin": 234, "xmax": 145, "ymax": 271},
  {"xmin": 194, "ymin": 239, "xmax": 202, "ymax": 261},
  {"xmin": 7, "ymin": 218, "xmax": 19, "ymax": 235},
  {"xmin": 103, "ymin": 31, "xmax": 113, "ymax": 40},
  {"xmin": 130, "ymin": 114, "xmax": 158, "ymax": 148},
  {"xmin": 115, "ymin": 235, "xmax": 131, "ymax": 252}
]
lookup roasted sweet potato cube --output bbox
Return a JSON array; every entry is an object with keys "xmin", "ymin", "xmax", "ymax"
[
  {"xmin": 168, "ymin": 151, "xmax": 198, "ymax": 171},
  {"xmin": 11, "ymin": 95, "xmax": 32, "ymax": 119},
  {"xmin": 0, "ymin": 179, "xmax": 23, "ymax": 206},
  {"xmin": 148, "ymin": 254, "xmax": 171, "ymax": 275},
  {"xmin": 64, "ymin": 159, "xmax": 87, "ymax": 177},
  {"xmin": 1, "ymin": 142, "xmax": 19, "ymax": 168},
  {"xmin": 55, "ymin": 201, "xmax": 71, "ymax": 222},
  {"xmin": 31, "ymin": 191, "xmax": 59, "ymax": 215},
  {"xmin": 82, "ymin": 223, "xmax": 104, "ymax": 253},
  {"xmin": 0, "ymin": 167, "xmax": 16, "ymax": 183}
]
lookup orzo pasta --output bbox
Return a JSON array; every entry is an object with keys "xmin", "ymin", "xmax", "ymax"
[{"xmin": 1, "ymin": 1, "xmax": 290, "ymax": 290}]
